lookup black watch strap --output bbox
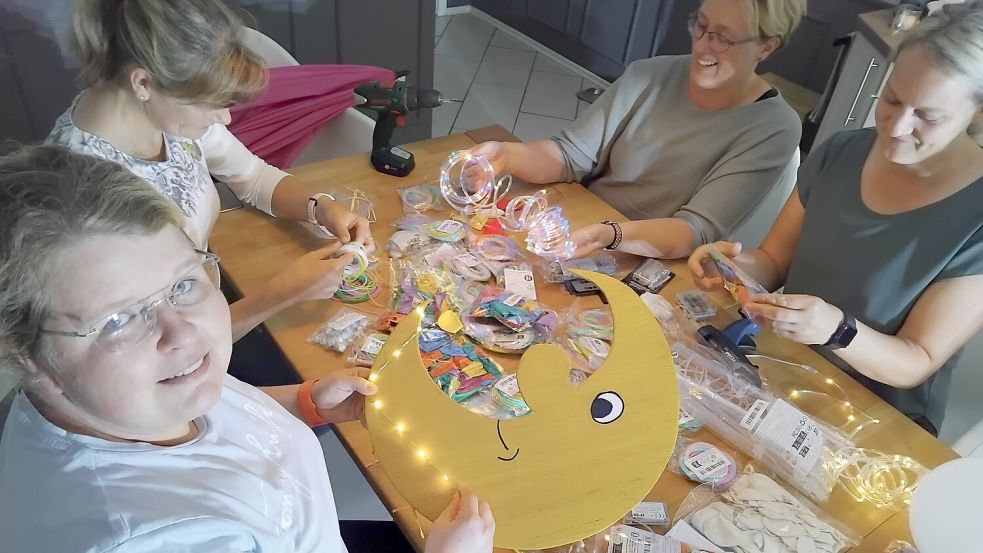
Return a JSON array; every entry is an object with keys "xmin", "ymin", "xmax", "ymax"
[
  {"xmin": 601, "ymin": 220, "xmax": 622, "ymax": 251},
  {"xmin": 824, "ymin": 313, "xmax": 858, "ymax": 350}
]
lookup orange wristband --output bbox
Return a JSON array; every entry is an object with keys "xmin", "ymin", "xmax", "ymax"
[{"xmin": 298, "ymin": 379, "xmax": 328, "ymax": 427}]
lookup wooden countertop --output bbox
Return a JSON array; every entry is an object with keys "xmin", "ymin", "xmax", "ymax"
[{"xmin": 209, "ymin": 126, "xmax": 956, "ymax": 552}]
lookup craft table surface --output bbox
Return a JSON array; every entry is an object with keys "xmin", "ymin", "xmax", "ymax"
[{"xmin": 210, "ymin": 126, "xmax": 957, "ymax": 552}]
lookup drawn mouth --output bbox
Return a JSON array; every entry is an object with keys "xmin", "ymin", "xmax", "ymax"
[{"xmin": 496, "ymin": 420, "xmax": 520, "ymax": 462}]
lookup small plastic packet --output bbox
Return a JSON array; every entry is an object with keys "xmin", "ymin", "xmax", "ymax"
[
  {"xmin": 468, "ymin": 233, "xmax": 523, "ymax": 262},
  {"xmin": 669, "ymin": 436, "xmax": 739, "ymax": 490},
  {"xmin": 387, "ymin": 229, "xmax": 432, "ymax": 259},
  {"xmin": 704, "ymin": 247, "xmax": 769, "ymax": 317},
  {"xmin": 677, "ymin": 407, "xmax": 703, "ymax": 433},
  {"xmin": 678, "ymin": 467, "xmax": 860, "ymax": 553},
  {"xmin": 308, "ymin": 307, "xmax": 370, "ymax": 353},
  {"xmin": 424, "ymin": 218, "xmax": 468, "ymax": 243},
  {"xmin": 622, "ymin": 500, "xmax": 671, "ymax": 529},
  {"xmin": 566, "ymin": 303, "xmax": 614, "ymax": 340},
  {"xmin": 450, "ymin": 251, "xmax": 494, "ymax": 282},
  {"xmin": 393, "ymin": 213, "xmax": 433, "ymax": 231},
  {"xmin": 347, "ymin": 331, "xmax": 389, "ymax": 367},
  {"xmin": 542, "ymin": 254, "xmax": 618, "ymax": 283},
  {"xmin": 397, "ymin": 183, "xmax": 443, "ymax": 213},
  {"xmin": 676, "ymin": 289, "xmax": 717, "ymax": 322},
  {"xmin": 623, "ymin": 258, "xmax": 673, "ymax": 294}
]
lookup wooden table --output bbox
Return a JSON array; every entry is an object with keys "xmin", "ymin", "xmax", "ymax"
[{"xmin": 210, "ymin": 126, "xmax": 956, "ymax": 552}]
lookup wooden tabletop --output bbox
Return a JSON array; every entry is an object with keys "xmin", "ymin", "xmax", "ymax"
[{"xmin": 209, "ymin": 126, "xmax": 956, "ymax": 552}]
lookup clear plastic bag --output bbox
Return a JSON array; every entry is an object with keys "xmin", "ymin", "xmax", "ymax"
[
  {"xmin": 347, "ymin": 331, "xmax": 389, "ymax": 367},
  {"xmin": 541, "ymin": 254, "xmax": 618, "ymax": 283},
  {"xmin": 462, "ymin": 285, "xmax": 559, "ymax": 353},
  {"xmin": 397, "ymin": 183, "xmax": 444, "ymax": 213},
  {"xmin": 673, "ymin": 337, "xmax": 853, "ymax": 504},
  {"xmin": 669, "ymin": 436, "xmax": 739, "ymax": 490},
  {"xmin": 678, "ymin": 467, "xmax": 860, "ymax": 553},
  {"xmin": 308, "ymin": 307, "xmax": 371, "ymax": 353},
  {"xmin": 387, "ymin": 229, "xmax": 432, "ymax": 259}
]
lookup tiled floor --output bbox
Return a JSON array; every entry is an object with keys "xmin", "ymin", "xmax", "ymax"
[{"xmin": 433, "ymin": 13, "xmax": 601, "ymax": 142}]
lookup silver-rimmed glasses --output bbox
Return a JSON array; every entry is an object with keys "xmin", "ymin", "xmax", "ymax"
[
  {"xmin": 687, "ymin": 13, "xmax": 761, "ymax": 53},
  {"xmin": 40, "ymin": 251, "xmax": 222, "ymax": 353}
]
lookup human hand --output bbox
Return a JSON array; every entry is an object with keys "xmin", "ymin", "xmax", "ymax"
[
  {"xmin": 425, "ymin": 489, "xmax": 495, "ymax": 553},
  {"xmin": 317, "ymin": 201, "xmax": 375, "ymax": 252},
  {"xmin": 268, "ymin": 244, "xmax": 353, "ymax": 305},
  {"xmin": 570, "ymin": 223, "xmax": 615, "ymax": 258},
  {"xmin": 311, "ymin": 367, "xmax": 377, "ymax": 424},
  {"xmin": 744, "ymin": 293, "xmax": 844, "ymax": 346},
  {"xmin": 462, "ymin": 141, "xmax": 513, "ymax": 190},
  {"xmin": 688, "ymin": 241, "xmax": 742, "ymax": 291}
]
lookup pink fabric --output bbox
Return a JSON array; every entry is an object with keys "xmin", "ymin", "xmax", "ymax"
[{"xmin": 229, "ymin": 64, "xmax": 394, "ymax": 169}]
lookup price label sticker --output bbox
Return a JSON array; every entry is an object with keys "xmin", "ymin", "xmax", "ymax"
[
  {"xmin": 504, "ymin": 267, "xmax": 537, "ymax": 299},
  {"xmin": 683, "ymin": 447, "xmax": 730, "ymax": 480},
  {"xmin": 328, "ymin": 312, "xmax": 367, "ymax": 331},
  {"xmin": 751, "ymin": 399, "xmax": 823, "ymax": 473},
  {"xmin": 624, "ymin": 501, "xmax": 669, "ymax": 526},
  {"xmin": 362, "ymin": 335, "xmax": 386, "ymax": 355},
  {"xmin": 435, "ymin": 219, "xmax": 464, "ymax": 234},
  {"xmin": 740, "ymin": 399, "xmax": 770, "ymax": 431},
  {"xmin": 494, "ymin": 374, "xmax": 520, "ymax": 397}
]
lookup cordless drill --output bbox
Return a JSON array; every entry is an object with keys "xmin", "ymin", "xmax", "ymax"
[{"xmin": 354, "ymin": 73, "xmax": 456, "ymax": 177}]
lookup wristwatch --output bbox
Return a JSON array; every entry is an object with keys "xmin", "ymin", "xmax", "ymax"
[
  {"xmin": 601, "ymin": 220, "xmax": 622, "ymax": 251},
  {"xmin": 824, "ymin": 312, "xmax": 858, "ymax": 350},
  {"xmin": 306, "ymin": 193, "xmax": 336, "ymax": 238}
]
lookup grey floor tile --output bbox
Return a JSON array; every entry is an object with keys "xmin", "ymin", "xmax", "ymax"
[
  {"xmin": 455, "ymin": 82, "xmax": 525, "ymax": 131},
  {"xmin": 474, "ymin": 46, "xmax": 535, "ymax": 90},
  {"xmin": 435, "ymin": 13, "xmax": 495, "ymax": 61},
  {"xmin": 533, "ymin": 53, "xmax": 581, "ymax": 77},
  {"xmin": 434, "ymin": 55, "xmax": 480, "ymax": 101},
  {"xmin": 435, "ymin": 14, "xmax": 452, "ymax": 36},
  {"xmin": 490, "ymin": 29, "xmax": 535, "ymax": 51},
  {"xmin": 432, "ymin": 100, "xmax": 462, "ymax": 137},
  {"xmin": 520, "ymin": 71, "xmax": 582, "ymax": 119},
  {"xmin": 512, "ymin": 112, "xmax": 572, "ymax": 142},
  {"xmin": 318, "ymin": 428, "xmax": 391, "ymax": 521}
]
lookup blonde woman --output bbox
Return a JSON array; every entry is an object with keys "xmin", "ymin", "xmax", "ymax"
[
  {"xmin": 471, "ymin": 0, "xmax": 807, "ymax": 259},
  {"xmin": 688, "ymin": 1, "xmax": 983, "ymax": 436},
  {"xmin": 49, "ymin": 0, "xmax": 372, "ymax": 341},
  {"xmin": 0, "ymin": 145, "xmax": 493, "ymax": 553}
]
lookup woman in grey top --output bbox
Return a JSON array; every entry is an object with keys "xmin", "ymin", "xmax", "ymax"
[
  {"xmin": 689, "ymin": 2, "xmax": 983, "ymax": 435},
  {"xmin": 471, "ymin": 0, "xmax": 806, "ymax": 258}
]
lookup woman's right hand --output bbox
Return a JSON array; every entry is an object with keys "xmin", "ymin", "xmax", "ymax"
[
  {"xmin": 466, "ymin": 141, "xmax": 511, "ymax": 179},
  {"xmin": 424, "ymin": 489, "xmax": 495, "ymax": 553},
  {"xmin": 688, "ymin": 240, "xmax": 742, "ymax": 291},
  {"xmin": 268, "ymin": 243, "xmax": 353, "ymax": 305}
]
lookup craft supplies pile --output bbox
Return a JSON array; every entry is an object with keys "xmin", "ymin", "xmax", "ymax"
[{"xmin": 301, "ymin": 150, "xmax": 927, "ymax": 553}]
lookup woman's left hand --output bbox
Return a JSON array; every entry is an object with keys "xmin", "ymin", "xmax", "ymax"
[
  {"xmin": 744, "ymin": 293, "xmax": 843, "ymax": 345},
  {"xmin": 311, "ymin": 368, "xmax": 378, "ymax": 425},
  {"xmin": 318, "ymin": 202, "xmax": 375, "ymax": 252}
]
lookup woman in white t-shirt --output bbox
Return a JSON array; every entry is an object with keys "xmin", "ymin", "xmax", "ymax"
[
  {"xmin": 49, "ymin": 0, "xmax": 373, "ymax": 341},
  {"xmin": 0, "ymin": 144, "xmax": 494, "ymax": 553}
]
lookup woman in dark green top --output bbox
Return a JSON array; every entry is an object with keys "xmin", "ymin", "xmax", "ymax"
[{"xmin": 688, "ymin": 2, "xmax": 983, "ymax": 435}]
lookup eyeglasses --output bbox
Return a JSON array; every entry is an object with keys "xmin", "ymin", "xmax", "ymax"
[
  {"xmin": 40, "ymin": 251, "xmax": 222, "ymax": 353},
  {"xmin": 687, "ymin": 14, "xmax": 760, "ymax": 53}
]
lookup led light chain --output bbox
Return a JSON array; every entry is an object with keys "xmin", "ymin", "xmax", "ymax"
[
  {"xmin": 438, "ymin": 150, "xmax": 512, "ymax": 215},
  {"xmin": 472, "ymin": 234, "xmax": 520, "ymax": 261},
  {"xmin": 826, "ymin": 447, "xmax": 926, "ymax": 510},
  {"xmin": 500, "ymin": 190, "xmax": 575, "ymax": 260}
]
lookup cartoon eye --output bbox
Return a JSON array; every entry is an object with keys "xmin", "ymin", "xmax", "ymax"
[{"xmin": 591, "ymin": 391, "xmax": 624, "ymax": 424}]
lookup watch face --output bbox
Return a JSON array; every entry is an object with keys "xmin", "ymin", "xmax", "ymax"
[{"xmin": 839, "ymin": 324, "xmax": 858, "ymax": 347}]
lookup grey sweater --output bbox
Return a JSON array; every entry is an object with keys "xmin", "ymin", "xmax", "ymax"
[{"xmin": 553, "ymin": 55, "xmax": 801, "ymax": 246}]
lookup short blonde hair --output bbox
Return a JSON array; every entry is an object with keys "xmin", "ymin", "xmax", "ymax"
[
  {"xmin": 70, "ymin": 0, "xmax": 267, "ymax": 107},
  {"xmin": 739, "ymin": 0, "xmax": 808, "ymax": 48},
  {"xmin": 0, "ymin": 144, "xmax": 182, "ymax": 385}
]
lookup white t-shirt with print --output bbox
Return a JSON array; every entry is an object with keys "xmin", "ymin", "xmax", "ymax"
[
  {"xmin": 48, "ymin": 94, "xmax": 288, "ymax": 249},
  {"xmin": 0, "ymin": 375, "xmax": 346, "ymax": 553}
]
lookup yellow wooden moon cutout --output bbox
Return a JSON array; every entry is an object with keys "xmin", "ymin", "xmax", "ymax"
[{"xmin": 365, "ymin": 270, "xmax": 678, "ymax": 550}]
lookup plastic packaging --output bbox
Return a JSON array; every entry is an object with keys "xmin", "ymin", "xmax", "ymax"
[
  {"xmin": 673, "ymin": 338, "xmax": 853, "ymax": 503},
  {"xmin": 424, "ymin": 219, "xmax": 468, "ymax": 243},
  {"xmin": 542, "ymin": 254, "xmax": 619, "ymax": 283},
  {"xmin": 678, "ymin": 468, "xmax": 860, "ymax": 553},
  {"xmin": 705, "ymin": 247, "xmax": 769, "ymax": 321},
  {"xmin": 397, "ymin": 183, "xmax": 443, "ymax": 213},
  {"xmin": 676, "ymin": 289, "xmax": 717, "ymax": 322},
  {"xmin": 347, "ymin": 331, "xmax": 389, "ymax": 367},
  {"xmin": 308, "ymin": 307, "xmax": 370, "ymax": 352},
  {"xmin": 670, "ymin": 437, "xmax": 738, "ymax": 490},
  {"xmin": 623, "ymin": 258, "xmax": 673, "ymax": 294},
  {"xmin": 387, "ymin": 229, "xmax": 432, "ymax": 259},
  {"xmin": 393, "ymin": 213, "xmax": 434, "ymax": 231},
  {"xmin": 450, "ymin": 251, "xmax": 494, "ymax": 281},
  {"xmin": 462, "ymin": 286, "xmax": 558, "ymax": 353},
  {"xmin": 439, "ymin": 150, "xmax": 512, "ymax": 215}
]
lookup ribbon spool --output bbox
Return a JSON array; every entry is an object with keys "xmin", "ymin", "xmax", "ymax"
[
  {"xmin": 500, "ymin": 190, "xmax": 575, "ymax": 261},
  {"xmin": 473, "ymin": 234, "xmax": 520, "ymax": 261},
  {"xmin": 679, "ymin": 441, "xmax": 737, "ymax": 488},
  {"xmin": 335, "ymin": 273, "xmax": 378, "ymax": 304},
  {"xmin": 439, "ymin": 150, "xmax": 512, "ymax": 215},
  {"xmin": 567, "ymin": 309, "xmax": 614, "ymax": 341},
  {"xmin": 424, "ymin": 219, "xmax": 468, "ymax": 242},
  {"xmin": 337, "ymin": 243, "xmax": 369, "ymax": 279}
]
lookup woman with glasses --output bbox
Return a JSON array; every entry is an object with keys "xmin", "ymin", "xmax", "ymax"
[
  {"xmin": 470, "ymin": 0, "xmax": 807, "ymax": 259},
  {"xmin": 48, "ymin": 0, "xmax": 372, "ymax": 343},
  {"xmin": 0, "ymin": 144, "xmax": 494, "ymax": 553},
  {"xmin": 688, "ymin": 2, "xmax": 983, "ymax": 436}
]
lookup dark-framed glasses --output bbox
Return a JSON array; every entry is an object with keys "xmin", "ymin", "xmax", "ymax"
[
  {"xmin": 40, "ymin": 251, "xmax": 221, "ymax": 353},
  {"xmin": 687, "ymin": 13, "xmax": 760, "ymax": 53}
]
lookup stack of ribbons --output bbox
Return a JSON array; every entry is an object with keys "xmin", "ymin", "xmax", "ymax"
[{"xmin": 419, "ymin": 328, "xmax": 504, "ymax": 402}]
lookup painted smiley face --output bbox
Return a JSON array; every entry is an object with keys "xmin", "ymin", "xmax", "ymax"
[{"xmin": 365, "ymin": 270, "xmax": 679, "ymax": 549}]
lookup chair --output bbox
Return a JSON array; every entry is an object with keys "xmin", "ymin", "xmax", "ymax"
[
  {"xmin": 729, "ymin": 148, "xmax": 800, "ymax": 249},
  {"xmin": 239, "ymin": 27, "xmax": 375, "ymax": 167}
]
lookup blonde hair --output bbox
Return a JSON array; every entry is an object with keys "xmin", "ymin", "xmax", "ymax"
[
  {"xmin": 739, "ymin": 0, "xmax": 808, "ymax": 48},
  {"xmin": 0, "ymin": 144, "xmax": 182, "ymax": 384},
  {"xmin": 70, "ymin": 0, "xmax": 267, "ymax": 107}
]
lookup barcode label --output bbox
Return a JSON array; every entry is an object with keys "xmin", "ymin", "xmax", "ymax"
[
  {"xmin": 683, "ymin": 447, "xmax": 730, "ymax": 480},
  {"xmin": 740, "ymin": 399, "xmax": 770, "ymax": 431},
  {"xmin": 436, "ymin": 219, "xmax": 464, "ymax": 234},
  {"xmin": 624, "ymin": 501, "xmax": 669, "ymax": 525},
  {"xmin": 494, "ymin": 374, "xmax": 520, "ymax": 396},
  {"xmin": 751, "ymin": 399, "xmax": 823, "ymax": 473},
  {"xmin": 362, "ymin": 336, "xmax": 386, "ymax": 355},
  {"xmin": 328, "ymin": 312, "xmax": 366, "ymax": 331},
  {"xmin": 678, "ymin": 409, "xmax": 695, "ymax": 426}
]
